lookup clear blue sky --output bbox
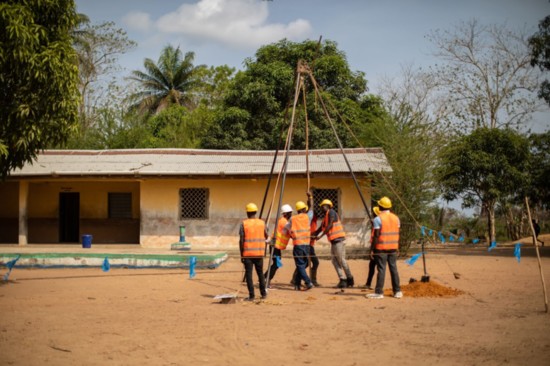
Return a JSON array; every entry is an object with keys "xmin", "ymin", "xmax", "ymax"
[{"xmin": 75, "ymin": 0, "xmax": 550, "ymax": 132}]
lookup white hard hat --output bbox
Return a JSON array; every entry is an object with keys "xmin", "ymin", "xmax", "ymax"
[{"xmin": 281, "ymin": 204, "xmax": 293, "ymax": 213}]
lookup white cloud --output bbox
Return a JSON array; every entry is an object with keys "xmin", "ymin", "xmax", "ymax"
[
  {"xmin": 155, "ymin": 0, "xmax": 312, "ymax": 49},
  {"xmin": 122, "ymin": 11, "xmax": 153, "ymax": 32}
]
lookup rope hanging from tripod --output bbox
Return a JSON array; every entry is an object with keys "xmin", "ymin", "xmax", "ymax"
[{"xmin": 305, "ymin": 69, "xmax": 373, "ymax": 222}]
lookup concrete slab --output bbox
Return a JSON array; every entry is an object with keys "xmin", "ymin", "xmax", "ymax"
[{"xmin": 0, "ymin": 246, "xmax": 228, "ymax": 269}]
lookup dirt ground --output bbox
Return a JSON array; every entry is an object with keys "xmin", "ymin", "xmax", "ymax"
[{"xmin": 1, "ymin": 242, "xmax": 550, "ymax": 366}]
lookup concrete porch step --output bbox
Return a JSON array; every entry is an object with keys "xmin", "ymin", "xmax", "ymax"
[{"xmin": 0, "ymin": 246, "xmax": 228, "ymax": 269}]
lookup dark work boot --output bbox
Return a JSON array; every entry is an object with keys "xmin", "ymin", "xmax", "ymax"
[
  {"xmin": 290, "ymin": 269, "xmax": 298, "ymax": 286},
  {"xmin": 346, "ymin": 276, "xmax": 355, "ymax": 288},
  {"xmin": 310, "ymin": 268, "xmax": 320, "ymax": 287},
  {"xmin": 337, "ymin": 279, "xmax": 347, "ymax": 288}
]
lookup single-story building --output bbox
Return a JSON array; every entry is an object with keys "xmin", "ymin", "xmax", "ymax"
[{"xmin": 0, "ymin": 148, "xmax": 392, "ymax": 249}]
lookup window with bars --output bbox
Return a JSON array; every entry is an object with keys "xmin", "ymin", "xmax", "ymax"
[
  {"xmin": 312, "ymin": 188, "xmax": 340, "ymax": 218},
  {"xmin": 180, "ymin": 188, "xmax": 209, "ymax": 219},
  {"xmin": 108, "ymin": 193, "xmax": 132, "ymax": 219}
]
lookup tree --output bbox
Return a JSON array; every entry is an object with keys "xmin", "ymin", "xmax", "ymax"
[
  {"xmin": 72, "ymin": 19, "xmax": 136, "ymax": 132},
  {"xmin": 202, "ymin": 39, "xmax": 368, "ymax": 150},
  {"xmin": 528, "ymin": 131, "xmax": 550, "ymax": 208},
  {"xmin": 428, "ymin": 19, "xmax": 541, "ymax": 132},
  {"xmin": 360, "ymin": 66, "xmax": 445, "ymax": 251},
  {"xmin": 529, "ymin": 15, "xmax": 550, "ymax": 106},
  {"xmin": 128, "ymin": 45, "xmax": 202, "ymax": 114},
  {"xmin": 436, "ymin": 128, "xmax": 531, "ymax": 244},
  {"xmin": 192, "ymin": 65, "xmax": 235, "ymax": 108},
  {"xmin": 0, "ymin": 0, "xmax": 79, "ymax": 178}
]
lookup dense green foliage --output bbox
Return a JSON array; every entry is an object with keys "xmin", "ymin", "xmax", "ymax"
[
  {"xmin": 436, "ymin": 128, "xmax": 531, "ymax": 243},
  {"xmin": 202, "ymin": 39, "xmax": 369, "ymax": 150},
  {"xmin": 0, "ymin": 0, "xmax": 79, "ymax": 177},
  {"xmin": 529, "ymin": 15, "xmax": 550, "ymax": 106},
  {"xmin": 528, "ymin": 131, "xmax": 550, "ymax": 208},
  {"xmin": 128, "ymin": 45, "xmax": 202, "ymax": 114}
]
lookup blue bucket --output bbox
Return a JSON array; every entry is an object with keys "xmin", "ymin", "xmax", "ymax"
[{"xmin": 82, "ymin": 234, "xmax": 93, "ymax": 248}]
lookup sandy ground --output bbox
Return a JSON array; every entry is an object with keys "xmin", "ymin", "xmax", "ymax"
[{"xmin": 1, "ymin": 243, "xmax": 550, "ymax": 366}]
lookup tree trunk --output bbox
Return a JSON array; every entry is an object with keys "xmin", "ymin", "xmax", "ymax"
[{"xmin": 487, "ymin": 203, "xmax": 496, "ymax": 245}]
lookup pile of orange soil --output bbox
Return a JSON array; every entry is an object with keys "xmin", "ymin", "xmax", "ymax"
[{"xmin": 384, "ymin": 280, "xmax": 464, "ymax": 298}]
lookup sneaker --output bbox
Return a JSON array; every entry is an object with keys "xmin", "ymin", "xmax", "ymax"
[
  {"xmin": 260, "ymin": 294, "xmax": 267, "ymax": 300},
  {"xmin": 303, "ymin": 283, "xmax": 314, "ymax": 291},
  {"xmin": 346, "ymin": 276, "xmax": 355, "ymax": 288},
  {"xmin": 294, "ymin": 285, "xmax": 302, "ymax": 291},
  {"xmin": 393, "ymin": 291, "xmax": 403, "ymax": 299},
  {"xmin": 336, "ymin": 279, "xmax": 347, "ymax": 288},
  {"xmin": 366, "ymin": 293, "xmax": 384, "ymax": 299},
  {"xmin": 243, "ymin": 297, "xmax": 255, "ymax": 302}
]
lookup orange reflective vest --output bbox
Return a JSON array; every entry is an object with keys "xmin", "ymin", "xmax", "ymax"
[
  {"xmin": 291, "ymin": 213, "xmax": 310, "ymax": 246},
  {"xmin": 375, "ymin": 211, "xmax": 400, "ymax": 251},
  {"xmin": 274, "ymin": 216, "xmax": 290, "ymax": 250},
  {"xmin": 322, "ymin": 210, "xmax": 346, "ymax": 242},
  {"xmin": 310, "ymin": 215, "xmax": 318, "ymax": 246},
  {"xmin": 242, "ymin": 218, "xmax": 266, "ymax": 257}
]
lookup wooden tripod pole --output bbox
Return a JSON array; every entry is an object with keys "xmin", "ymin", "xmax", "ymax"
[{"xmin": 524, "ymin": 197, "xmax": 548, "ymax": 313}]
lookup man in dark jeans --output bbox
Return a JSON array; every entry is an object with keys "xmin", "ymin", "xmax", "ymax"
[
  {"xmin": 367, "ymin": 197, "xmax": 402, "ymax": 299},
  {"xmin": 239, "ymin": 203, "xmax": 268, "ymax": 301},
  {"xmin": 283, "ymin": 192, "xmax": 315, "ymax": 291},
  {"xmin": 365, "ymin": 206, "xmax": 380, "ymax": 289}
]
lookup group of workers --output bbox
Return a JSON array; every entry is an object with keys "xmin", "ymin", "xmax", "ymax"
[{"xmin": 239, "ymin": 193, "xmax": 402, "ymax": 301}]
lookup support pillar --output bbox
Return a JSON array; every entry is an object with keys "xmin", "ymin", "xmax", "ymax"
[{"xmin": 18, "ymin": 181, "xmax": 28, "ymax": 245}]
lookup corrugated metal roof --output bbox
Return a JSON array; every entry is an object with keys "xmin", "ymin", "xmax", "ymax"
[{"xmin": 11, "ymin": 148, "xmax": 392, "ymax": 177}]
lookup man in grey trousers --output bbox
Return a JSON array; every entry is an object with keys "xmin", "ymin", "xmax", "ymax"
[{"xmin": 313, "ymin": 199, "xmax": 354, "ymax": 288}]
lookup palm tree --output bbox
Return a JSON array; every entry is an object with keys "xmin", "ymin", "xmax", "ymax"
[{"xmin": 129, "ymin": 45, "xmax": 200, "ymax": 114}]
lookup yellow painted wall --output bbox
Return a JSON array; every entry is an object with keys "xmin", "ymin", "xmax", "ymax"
[
  {"xmin": 0, "ymin": 181, "xmax": 19, "ymax": 217},
  {"xmin": 28, "ymin": 181, "xmax": 140, "ymax": 218},
  {"xmin": 140, "ymin": 177, "xmax": 372, "ymax": 248}
]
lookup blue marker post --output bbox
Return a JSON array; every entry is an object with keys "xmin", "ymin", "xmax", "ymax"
[{"xmin": 189, "ymin": 256, "xmax": 197, "ymax": 279}]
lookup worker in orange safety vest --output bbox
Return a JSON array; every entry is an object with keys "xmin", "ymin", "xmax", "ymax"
[
  {"xmin": 364, "ymin": 206, "xmax": 380, "ymax": 289},
  {"xmin": 366, "ymin": 196, "xmax": 402, "ymax": 299},
  {"xmin": 290, "ymin": 195, "xmax": 321, "ymax": 287},
  {"xmin": 264, "ymin": 204, "xmax": 292, "ymax": 286},
  {"xmin": 313, "ymin": 199, "xmax": 354, "ymax": 289},
  {"xmin": 282, "ymin": 192, "xmax": 314, "ymax": 291},
  {"xmin": 240, "ymin": 202, "xmax": 268, "ymax": 301}
]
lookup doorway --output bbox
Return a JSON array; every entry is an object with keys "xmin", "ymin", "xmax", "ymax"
[{"xmin": 59, "ymin": 192, "xmax": 80, "ymax": 243}]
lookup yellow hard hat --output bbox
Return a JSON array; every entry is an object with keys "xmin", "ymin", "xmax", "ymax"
[
  {"xmin": 246, "ymin": 203, "xmax": 258, "ymax": 212},
  {"xmin": 319, "ymin": 199, "xmax": 333, "ymax": 208},
  {"xmin": 295, "ymin": 201, "xmax": 308, "ymax": 211},
  {"xmin": 373, "ymin": 206, "xmax": 380, "ymax": 216},
  {"xmin": 378, "ymin": 196, "xmax": 392, "ymax": 209}
]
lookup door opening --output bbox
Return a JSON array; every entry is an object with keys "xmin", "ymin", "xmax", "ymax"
[{"xmin": 59, "ymin": 192, "xmax": 80, "ymax": 243}]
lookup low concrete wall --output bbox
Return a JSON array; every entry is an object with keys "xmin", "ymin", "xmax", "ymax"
[
  {"xmin": 27, "ymin": 218, "xmax": 140, "ymax": 244},
  {"xmin": 80, "ymin": 218, "xmax": 139, "ymax": 244},
  {"xmin": 144, "ymin": 217, "xmax": 372, "ymax": 250},
  {"xmin": 0, "ymin": 251, "xmax": 228, "ymax": 269}
]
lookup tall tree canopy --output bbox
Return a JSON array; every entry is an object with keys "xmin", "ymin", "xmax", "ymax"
[
  {"xmin": 428, "ymin": 19, "xmax": 541, "ymax": 132},
  {"xmin": 0, "ymin": 0, "xmax": 79, "ymax": 178},
  {"xmin": 128, "ymin": 45, "xmax": 202, "ymax": 114},
  {"xmin": 360, "ymin": 67, "xmax": 445, "ymax": 251},
  {"xmin": 72, "ymin": 18, "xmax": 136, "ymax": 131},
  {"xmin": 529, "ymin": 15, "xmax": 550, "ymax": 106},
  {"xmin": 436, "ymin": 128, "xmax": 531, "ymax": 244},
  {"xmin": 202, "ymin": 39, "xmax": 369, "ymax": 150},
  {"xmin": 528, "ymin": 131, "xmax": 550, "ymax": 208}
]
